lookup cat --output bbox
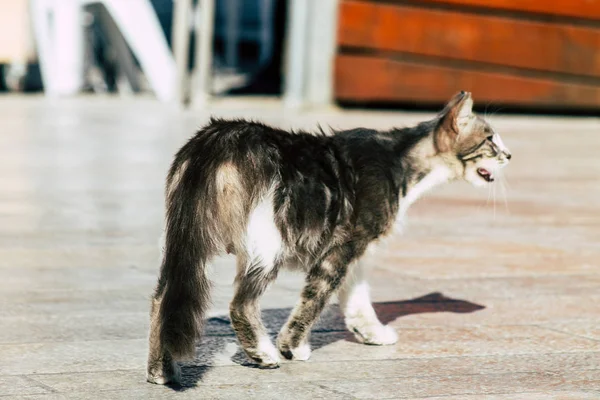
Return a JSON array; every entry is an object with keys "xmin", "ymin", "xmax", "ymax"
[{"xmin": 146, "ymin": 91, "xmax": 511, "ymax": 384}]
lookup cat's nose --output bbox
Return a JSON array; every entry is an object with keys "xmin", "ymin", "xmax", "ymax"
[{"xmin": 505, "ymin": 152, "xmax": 512, "ymax": 160}]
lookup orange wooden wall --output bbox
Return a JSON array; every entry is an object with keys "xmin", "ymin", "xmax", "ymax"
[{"xmin": 334, "ymin": 0, "xmax": 600, "ymax": 110}]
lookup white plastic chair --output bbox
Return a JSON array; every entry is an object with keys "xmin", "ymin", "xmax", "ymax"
[{"xmin": 29, "ymin": 0, "xmax": 176, "ymax": 102}]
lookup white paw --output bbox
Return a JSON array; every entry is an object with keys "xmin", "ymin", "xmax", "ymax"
[
  {"xmin": 255, "ymin": 337, "xmax": 281, "ymax": 368},
  {"xmin": 277, "ymin": 339, "xmax": 312, "ymax": 361},
  {"xmin": 351, "ymin": 323, "xmax": 398, "ymax": 346},
  {"xmin": 289, "ymin": 343, "xmax": 312, "ymax": 361}
]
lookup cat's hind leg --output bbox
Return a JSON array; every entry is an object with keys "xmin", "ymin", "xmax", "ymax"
[
  {"xmin": 230, "ymin": 254, "xmax": 281, "ymax": 368},
  {"xmin": 337, "ymin": 260, "xmax": 398, "ymax": 345},
  {"xmin": 229, "ymin": 188, "xmax": 284, "ymax": 367}
]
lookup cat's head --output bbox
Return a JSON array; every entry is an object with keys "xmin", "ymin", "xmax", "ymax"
[{"xmin": 434, "ymin": 91, "xmax": 511, "ymax": 187}]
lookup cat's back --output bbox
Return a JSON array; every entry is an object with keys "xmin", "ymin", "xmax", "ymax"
[{"xmin": 178, "ymin": 118, "xmax": 334, "ymax": 161}]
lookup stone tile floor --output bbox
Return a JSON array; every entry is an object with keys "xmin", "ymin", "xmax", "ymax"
[{"xmin": 0, "ymin": 96, "xmax": 598, "ymax": 399}]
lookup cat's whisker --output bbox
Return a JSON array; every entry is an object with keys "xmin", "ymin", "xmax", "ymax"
[
  {"xmin": 498, "ymin": 170, "xmax": 510, "ymax": 214},
  {"xmin": 489, "ymin": 105, "xmax": 505, "ymax": 119},
  {"xmin": 475, "ymin": 178, "xmax": 490, "ymax": 214},
  {"xmin": 493, "ymin": 178, "xmax": 497, "ymax": 220},
  {"xmin": 485, "ymin": 178, "xmax": 493, "ymax": 209},
  {"xmin": 501, "ymin": 181, "xmax": 509, "ymax": 215},
  {"xmin": 500, "ymin": 168, "xmax": 512, "ymax": 191},
  {"xmin": 484, "ymin": 102, "xmax": 492, "ymax": 120}
]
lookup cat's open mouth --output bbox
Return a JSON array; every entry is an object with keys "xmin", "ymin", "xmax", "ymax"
[{"xmin": 477, "ymin": 168, "xmax": 494, "ymax": 182}]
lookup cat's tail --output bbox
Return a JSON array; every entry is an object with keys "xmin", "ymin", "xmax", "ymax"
[{"xmin": 154, "ymin": 162, "xmax": 213, "ymax": 361}]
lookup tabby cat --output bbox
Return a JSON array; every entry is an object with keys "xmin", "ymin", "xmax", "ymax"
[{"xmin": 147, "ymin": 91, "xmax": 511, "ymax": 384}]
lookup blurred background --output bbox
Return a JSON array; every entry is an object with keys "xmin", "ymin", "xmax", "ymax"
[{"xmin": 2, "ymin": 0, "xmax": 600, "ymax": 113}]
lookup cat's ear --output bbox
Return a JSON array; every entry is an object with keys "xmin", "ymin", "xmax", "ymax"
[{"xmin": 435, "ymin": 91, "xmax": 474, "ymax": 152}]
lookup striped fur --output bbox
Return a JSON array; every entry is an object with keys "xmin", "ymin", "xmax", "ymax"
[{"xmin": 146, "ymin": 92, "xmax": 511, "ymax": 383}]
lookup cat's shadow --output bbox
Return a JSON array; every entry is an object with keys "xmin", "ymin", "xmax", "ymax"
[{"xmin": 168, "ymin": 292, "xmax": 485, "ymax": 391}]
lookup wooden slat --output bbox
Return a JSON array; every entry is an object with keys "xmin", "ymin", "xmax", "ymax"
[
  {"xmin": 338, "ymin": 1, "xmax": 600, "ymax": 79},
  {"xmin": 417, "ymin": 0, "xmax": 600, "ymax": 21},
  {"xmin": 334, "ymin": 54, "xmax": 600, "ymax": 108}
]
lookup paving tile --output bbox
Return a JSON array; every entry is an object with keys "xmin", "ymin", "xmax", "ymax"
[
  {"xmin": 1, "ymin": 381, "xmax": 348, "ymax": 400},
  {"xmin": 28, "ymin": 352, "xmax": 600, "ymax": 391},
  {"xmin": 0, "ymin": 289, "xmax": 151, "ymax": 318},
  {"xmin": 0, "ymin": 313, "xmax": 150, "ymax": 344},
  {"xmin": 307, "ymin": 326, "xmax": 600, "ymax": 363},
  {"xmin": 317, "ymin": 370, "xmax": 600, "ymax": 399},
  {"xmin": 0, "ymin": 376, "xmax": 52, "ymax": 396},
  {"xmin": 540, "ymin": 321, "xmax": 600, "ymax": 342},
  {"xmin": 8, "ymin": 298, "xmax": 595, "ymax": 367},
  {"xmin": 0, "ymin": 340, "xmax": 148, "ymax": 375},
  {"xmin": 377, "ymin": 248, "xmax": 599, "ymax": 279},
  {"xmin": 5, "ymin": 323, "xmax": 596, "ymax": 377},
  {"xmin": 0, "ymin": 265, "xmax": 158, "ymax": 291},
  {"xmin": 381, "ymin": 295, "xmax": 600, "ymax": 327},
  {"xmin": 0, "ymin": 247, "xmax": 161, "ymax": 270},
  {"xmin": 379, "ymin": 275, "xmax": 600, "ymax": 301},
  {"xmin": 411, "ymin": 391, "xmax": 600, "ymax": 400}
]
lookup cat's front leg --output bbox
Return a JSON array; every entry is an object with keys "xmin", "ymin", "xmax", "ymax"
[
  {"xmin": 277, "ymin": 246, "xmax": 353, "ymax": 360},
  {"xmin": 337, "ymin": 260, "xmax": 398, "ymax": 345}
]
